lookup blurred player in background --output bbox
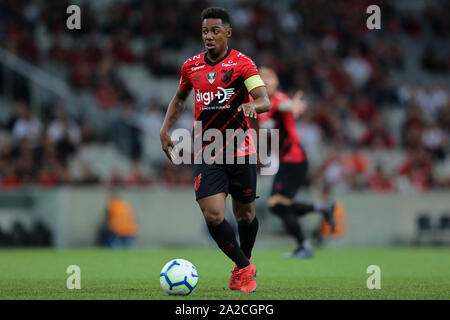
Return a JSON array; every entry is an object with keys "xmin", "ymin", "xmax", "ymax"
[
  {"xmin": 258, "ymin": 66, "xmax": 336, "ymax": 259},
  {"xmin": 312, "ymin": 184, "xmax": 347, "ymax": 246},
  {"xmin": 160, "ymin": 7, "xmax": 270, "ymax": 293}
]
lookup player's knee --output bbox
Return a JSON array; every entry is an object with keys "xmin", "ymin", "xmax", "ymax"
[
  {"xmin": 269, "ymin": 203, "xmax": 288, "ymax": 217},
  {"xmin": 235, "ymin": 209, "xmax": 254, "ymax": 225},
  {"xmin": 268, "ymin": 194, "xmax": 292, "ymax": 207},
  {"xmin": 201, "ymin": 209, "xmax": 224, "ymax": 227}
]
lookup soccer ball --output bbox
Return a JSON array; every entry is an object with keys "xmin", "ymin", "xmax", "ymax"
[{"xmin": 159, "ymin": 258, "xmax": 199, "ymax": 296}]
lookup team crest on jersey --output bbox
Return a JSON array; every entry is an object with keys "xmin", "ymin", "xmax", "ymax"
[
  {"xmin": 206, "ymin": 72, "xmax": 217, "ymax": 84},
  {"xmin": 221, "ymin": 68, "xmax": 234, "ymax": 84}
]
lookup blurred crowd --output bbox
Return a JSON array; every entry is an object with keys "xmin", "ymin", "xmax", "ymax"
[{"xmin": 0, "ymin": 0, "xmax": 449, "ymax": 193}]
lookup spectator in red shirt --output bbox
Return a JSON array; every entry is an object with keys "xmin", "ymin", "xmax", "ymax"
[
  {"xmin": 35, "ymin": 166, "xmax": 60, "ymax": 188},
  {"xmin": 0, "ymin": 164, "xmax": 21, "ymax": 190},
  {"xmin": 398, "ymin": 147, "xmax": 434, "ymax": 192},
  {"xmin": 360, "ymin": 114, "xmax": 394, "ymax": 149},
  {"xmin": 94, "ymin": 76, "xmax": 120, "ymax": 110},
  {"xmin": 351, "ymin": 94, "xmax": 379, "ymax": 124},
  {"xmin": 369, "ymin": 164, "xmax": 395, "ymax": 193}
]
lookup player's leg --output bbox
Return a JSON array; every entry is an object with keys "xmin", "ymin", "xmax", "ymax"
[
  {"xmin": 289, "ymin": 161, "xmax": 336, "ymax": 227},
  {"xmin": 198, "ymin": 193, "xmax": 250, "ymax": 269},
  {"xmin": 230, "ymin": 196, "xmax": 258, "ymax": 293},
  {"xmin": 228, "ymin": 161, "xmax": 258, "ymax": 292},
  {"xmin": 232, "ymin": 199, "xmax": 258, "ymax": 260},
  {"xmin": 268, "ymin": 194, "xmax": 312, "ymax": 257},
  {"xmin": 291, "ymin": 200, "xmax": 336, "ymax": 231},
  {"xmin": 226, "ymin": 199, "xmax": 258, "ymax": 291},
  {"xmin": 268, "ymin": 162, "xmax": 313, "ymax": 258},
  {"xmin": 194, "ymin": 163, "xmax": 250, "ymax": 270},
  {"xmin": 227, "ymin": 160, "xmax": 259, "ymax": 260},
  {"xmin": 270, "ymin": 192, "xmax": 334, "ymax": 220}
]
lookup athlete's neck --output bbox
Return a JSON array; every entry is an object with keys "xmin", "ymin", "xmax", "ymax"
[{"xmin": 206, "ymin": 46, "xmax": 229, "ymax": 62}]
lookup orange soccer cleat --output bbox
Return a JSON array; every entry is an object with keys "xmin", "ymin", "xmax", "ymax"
[
  {"xmin": 229, "ymin": 258, "xmax": 253, "ymax": 291},
  {"xmin": 238, "ymin": 263, "xmax": 257, "ymax": 293},
  {"xmin": 229, "ymin": 264, "xmax": 241, "ymax": 290}
]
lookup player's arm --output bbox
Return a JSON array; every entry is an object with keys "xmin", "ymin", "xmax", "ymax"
[
  {"xmin": 238, "ymin": 82, "xmax": 271, "ymax": 119},
  {"xmin": 159, "ymin": 88, "xmax": 191, "ymax": 163}
]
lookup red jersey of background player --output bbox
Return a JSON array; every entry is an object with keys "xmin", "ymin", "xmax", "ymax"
[
  {"xmin": 179, "ymin": 48, "xmax": 261, "ymax": 161},
  {"xmin": 258, "ymin": 90, "xmax": 306, "ymax": 163}
]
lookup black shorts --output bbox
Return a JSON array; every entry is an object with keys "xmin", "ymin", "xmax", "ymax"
[
  {"xmin": 271, "ymin": 161, "xmax": 308, "ymax": 198},
  {"xmin": 193, "ymin": 158, "xmax": 257, "ymax": 203}
]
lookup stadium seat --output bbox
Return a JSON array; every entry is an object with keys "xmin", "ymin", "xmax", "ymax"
[
  {"xmin": 414, "ymin": 213, "xmax": 435, "ymax": 246},
  {"xmin": 437, "ymin": 213, "xmax": 450, "ymax": 245}
]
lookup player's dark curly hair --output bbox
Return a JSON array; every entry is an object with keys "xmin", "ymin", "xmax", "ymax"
[{"xmin": 201, "ymin": 7, "xmax": 231, "ymax": 26}]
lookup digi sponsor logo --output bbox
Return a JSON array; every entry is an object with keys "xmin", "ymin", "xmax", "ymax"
[{"xmin": 195, "ymin": 87, "xmax": 235, "ymax": 105}]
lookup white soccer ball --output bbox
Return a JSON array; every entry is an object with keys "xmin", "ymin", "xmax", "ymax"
[{"xmin": 159, "ymin": 258, "xmax": 199, "ymax": 296}]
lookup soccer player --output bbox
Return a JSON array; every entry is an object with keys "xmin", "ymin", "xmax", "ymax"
[
  {"xmin": 312, "ymin": 184, "xmax": 346, "ymax": 245},
  {"xmin": 258, "ymin": 66, "xmax": 336, "ymax": 259},
  {"xmin": 159, "ymin": 7, "xmax": 270, "ymax": 293}
]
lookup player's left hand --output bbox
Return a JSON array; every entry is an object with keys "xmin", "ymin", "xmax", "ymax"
[{"xmin": 238, "ymin": 103, "xmax": 258, "ymax": 119}]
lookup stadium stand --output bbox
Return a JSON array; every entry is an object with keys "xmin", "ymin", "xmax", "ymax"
[{"xmin": 0, "ymin": 0, "xmax": 449, "ymax": 194}]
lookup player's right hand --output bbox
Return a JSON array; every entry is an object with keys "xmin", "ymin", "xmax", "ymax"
[
  {"xmin": 238, "ymin": 103, "xmax": 258, "ymax": 119},
  {"xmin": 160, "ymin": 131, "xmax": 175, "ymax": 163}
]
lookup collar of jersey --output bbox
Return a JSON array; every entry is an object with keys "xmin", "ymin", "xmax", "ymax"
[{"xmin": 204, "ymin": 47, "xmax": 232, "ymax": 67}]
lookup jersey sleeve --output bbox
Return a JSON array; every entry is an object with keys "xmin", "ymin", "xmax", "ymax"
[
  {"xmin": 178, "ymin": 62, "xmax": 192, "ymax": 92},
  {"xmin": 240, "ymin": 55, "xmax": 265, "ymax": 92}
]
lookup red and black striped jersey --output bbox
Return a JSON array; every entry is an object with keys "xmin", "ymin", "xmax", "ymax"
[
  {"xmin": 179, "ymin": 48, "xmax": 263, "ymax": 161},
  {"xmin": 258, "ymin": 90, "xmax": 306, "ymax": 163}
]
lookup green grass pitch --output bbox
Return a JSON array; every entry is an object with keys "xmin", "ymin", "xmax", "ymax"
[{"xmin": 0, "ymin": 247, "xmax": 448, "ymax": 300}]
